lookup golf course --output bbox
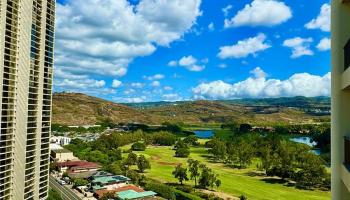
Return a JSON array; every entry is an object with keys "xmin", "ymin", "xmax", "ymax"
[{"xmin": 122, "ymin": 141, "xmax": 331, "ymax": 200}]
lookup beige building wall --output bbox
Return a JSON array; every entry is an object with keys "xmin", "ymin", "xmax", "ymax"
[
  {"xmin": 0, "ymin": 0, "xmax": 55, "ymax": 199},
  {"xmin": 332, "ymin": 1, "xmax": 350, "ymax": 200}
]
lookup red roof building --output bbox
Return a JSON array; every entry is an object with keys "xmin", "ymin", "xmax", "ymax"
[{"xmin": 57, "ymin": 161, "xmax": 101, "ymax": 176}]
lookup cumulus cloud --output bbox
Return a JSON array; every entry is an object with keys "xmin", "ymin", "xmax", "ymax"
[
  {"xmin": 222, "ymin": 5, "xmax": 233, "ymax": 17},
  {"xmin": 114, "ymin": 96, "xmax": 147, "ymax": 103},
  {"xmin": 208, "ymin": 22, "xmax": 215, "ymax": 31},
  {"xmin": 164, "ymin": 86, "xmax": 173, "ymax": 91},
  {"xmin": 112, "ymin": 79, "xmax": 122, "ymax": 88},
  {"xmin": 151, "ymin": 81, "xmax": 161, "ymax": 87},
  {"xmin": 162, "ymin": 93, "xmax": 183, "ymax": 101},
  {"xmin": 55, "ymin": 0, "xmax": 202, "ymax": 91},
  {"xmin": 224, "ymin": 0, "xmax": 292, "ymax": 28},
  {"xmin": 283, "ymin": 37, "xmax": 314, "ymax": 58},
  {"xmin": 305, "ymin": 3, "xmax": 330, "ymax": 32},
  {"xmin": 143, "ymin": 74, "xmax": 165, "ymax": 81},
  {"xmin": 218, "ymin": 33, "xmax": 271, "ymax": 59},
  {"xmin": 192, "ymin": 67, "xmax": 330, "ymax": 99},
  {"xmin": 317, "ymin": 37, "xmax": 331, "ymax": 51},
  {"xmin": 131, "ymin": 82, "xmax": 145, "ymax": 88},
  {"xmin": 169, "ymin": 55, "xmax": 206, "ymax": 72}
]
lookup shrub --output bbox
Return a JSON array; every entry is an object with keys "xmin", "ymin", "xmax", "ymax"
[
  {"xmin": 174, "ymin": 189, "xmax": 202, "ymax": 200},
  {"xmin": 239, "ymin": 195, "xmax": 248, "ymax": 200},
  {"xmin": 145, "ymin": 181, "xmax": 176, "ymax": 200},
  {"xmin": 131, "ymin": 142, "xmax": 146, "ymax": 151},
  {"xmin": 175, "ymin": 147, "xmax": 190, "ymax": 158}
]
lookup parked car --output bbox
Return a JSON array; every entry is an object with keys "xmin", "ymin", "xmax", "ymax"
[{"xmin": 58, "ymin": 180, "xmax": 67, "ymax": 185}]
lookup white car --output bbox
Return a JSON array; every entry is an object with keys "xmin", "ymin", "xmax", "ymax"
[{"xmin": 58, "ymin": 180, "xmax": 67, "ymax": 185}]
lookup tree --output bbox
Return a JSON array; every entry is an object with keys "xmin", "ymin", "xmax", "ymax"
[
  {"xmin": 239, "ymin": 195, "xmax": 248, "ymax": 200},
  {"xmin": 137, "ymin": 155, "xmax": 151, "ymax": 173},
  {"xmin": 215, "ymin": 179, "xmax": 221, "ymax": 188},
  {"xmin": 209, "ymin": 139, "xmax": 226, "ymax": 161},
  {"xmin": 239, "ymin": 123, "xmax": 252, "ymax": 133},
  {"xmin": 198, "ymin": 164, "xmax": 219, "ymax": 189},
  {"xmin": 125, "ymin": 152, "xmax": 138, "ymax": 165},
  {"xmin": 294, "ymin": 153, "xmax": 328, "ymax": 189},
  {"xmin": 48, "ymin": 189, "xmax": 63, "ymax": 200},
  {"xmin": 100, "ymin": 192, "xmax": 115, "ymax": 200},
  {"xmin": 183, "ymin": 135, "xmax": 199, "ymax": 146},
  {"xmin": 73, "ymin": 178, "xmax": 89, "ymax": 188},
  {"xmin": 131, "ymin": 142, "xmax": 146, "ymax": 151},
  {"xmin": 108, "ymin": 148, "xmax": 122, "ymax": 162},
  {"xmin": 175, "ymin": 139, "xmax": 188, "ymax": 150},
  {"xmin": 187, "ymin": 159, "xmax": 201, "ymax": 186},
  {"xmin": 106, "ymin": 162, "xmax": 123, "ymax": 175},
  {"xmin": 175, "ymin": 147, "xmax": 190, "ymax": 158},
  {"xmin": 172, "ymin": 164, "xmax": 189, "ymax": 185}
]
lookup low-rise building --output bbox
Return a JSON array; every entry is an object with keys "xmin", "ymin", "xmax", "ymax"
[
  {"xmin": 51, "ymin": 148, "xmax": 78, "ymax": 162},
  {"xmin": 116, "ymin": 190, "xmax": 157, "ymax": 200},
  {"xmin": 91, "ymin": 175, "xmax": 131, "ymax": 192},
  {"xmin": 51, "ymin": 136, "xmax": 72, "ymax": 146},
  {"xmin": 94, "ymin": 184, "xmax": 144, "ymax": 199},
  {"xmin": 56, "ymin": 161, "xmax": 101, "ymax": 178}
]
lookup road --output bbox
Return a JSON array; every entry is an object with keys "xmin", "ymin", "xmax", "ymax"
[{"xmin": 49, "ymin": 175, "xmax": 82, "ymax": 200}]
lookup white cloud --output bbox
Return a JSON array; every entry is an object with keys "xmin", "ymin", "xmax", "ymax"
[
  {"xmin": 317, "ymin": 37, "xmax": 331, "ymax": 51},
  {"xmin": 55, "ymin": 0, "xmax": 202, "ymax": 91},
  {"xmin": 170, "ymin": 55, "xmax": 206, "ymax": 72},
  {"xmin": 224, "ymin": 0, "xmax": 292, "ymax": 28},
  {"xmin": 151, "ymin": 81, "xmax": 161, "ymax": 87},
  {"xmin": 283, "ymin": 37, "xmax": 314, "ymax": 58},
  {"xmin": 222, "ymin": 5, "xmax": 233, "ymax": 17},
  {"xmin": 164, "ymin": 86, "xmax": 173, "ymax": 91},
  {"xmin": 305, "ymin": 3, "xmax": 330, "ymax": 32},
  {"xmin": 143, "ymin": 74, "xmax": 165, "ymax": 81},
  {"xmin": 250, "ymin": 67, "xmax": 267, "ymax": 78},
  {"xmin": 168, "ymin": 60, "xmax": 178, "ymax": 67},
  {"xmin": 218, "ymin": 33, "xmax": 271, "ymax": 59},
  {"xmin": 112, "ymin": 79, "xmax": 122, "ymax": 88},
  {"xmin": 208, "ymin": 22, "xmax": 215, "ymax": 31},
  {"xmin": 192, "ymin": 67, "xmax": 330, "ymax": 99},
  {"xmin": 162, "ymin": 93, "xmax": 183, "ymax": 101},
  {"xmin": 218, "ymin": 64, "xmax": 227, "ymax": 68},
  {"xmin": 114, "ymin": 96, "xmax": 147, "ymax": 103},
  {"xmin": 131, "ymin": 82, "xmax": 145, "ymax": 88}
]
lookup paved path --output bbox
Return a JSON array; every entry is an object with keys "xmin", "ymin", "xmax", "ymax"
[{"xmin": 49, "ymin": 175, "xmax": 82, "ymax": 200}]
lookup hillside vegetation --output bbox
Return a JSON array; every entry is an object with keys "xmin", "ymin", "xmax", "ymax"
[{"xmin": 52, "ymin": 93, "xmax": 330, "ymax": 126}]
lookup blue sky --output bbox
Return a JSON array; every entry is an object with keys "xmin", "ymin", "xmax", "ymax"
[{"xmin": 54, "ymin": 0, "xmax": 331, "ymax": 103}]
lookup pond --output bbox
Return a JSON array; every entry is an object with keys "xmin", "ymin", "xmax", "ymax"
[
  {"xmin": 193, "ymin": 130, "xmax": 214, "ymax": 139},
  {"xmin": 290, "ymin": 137, "xmax": 320, "ymax": 155}
]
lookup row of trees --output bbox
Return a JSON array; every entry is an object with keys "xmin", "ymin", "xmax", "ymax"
[
  {"xmin": 207, "ymin": 133, "xmax": 330, "ymax": 189},
  {"xmin": 172, "ymin": 159, "xmax": 221, "ymax": 189}
]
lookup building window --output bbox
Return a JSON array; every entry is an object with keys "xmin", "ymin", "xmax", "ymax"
[
  {"xmin": 345, "ymin": 39, "xmax": 350, "ymax": 71},
  {"xmin": 345, "ymin": 137, "xmax": 350, "ymax": 167}
]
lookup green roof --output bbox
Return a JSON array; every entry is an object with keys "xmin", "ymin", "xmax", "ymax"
[
  {"xmin": 92, "ymin": 175, "xmax": 130, "ymax": 185},
  {"xmin": 116, "ymin": 190, "xmax": 157, "ymax": 200}
]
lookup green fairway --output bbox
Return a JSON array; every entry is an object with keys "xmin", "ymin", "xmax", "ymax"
[{"xmin": 123, "ymin": 145, "xmax": 331, "ymax": 200}]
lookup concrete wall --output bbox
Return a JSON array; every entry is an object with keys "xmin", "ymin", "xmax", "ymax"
[{"xmin": 332, "ymin": 1, "xmax": 350, "ymax": 199}]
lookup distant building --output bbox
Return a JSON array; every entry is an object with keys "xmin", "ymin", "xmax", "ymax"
[
  {"xmin": 50, "ymin": 136, "xmax": 72, "ymax": 146},
  {"xmin": 332, "ymin": 1, "xmax": 350, "ymax": 199},
  {"xmin": 51, "ymin": 148, "xmax": 78, "ymax": 162},
  {"xmin": 0, "ymin": 0, "xmax": 56, "ymax": 199}
]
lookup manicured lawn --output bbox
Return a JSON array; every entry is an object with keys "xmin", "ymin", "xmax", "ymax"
[{"xmin": 123, "ymin": 145, "xmax": 331, "ymax": 200}]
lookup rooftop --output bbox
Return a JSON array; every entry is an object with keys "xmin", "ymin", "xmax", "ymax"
[
  {"xmin": 116, "ymin": 190, "xmax": 157, "ymax": 200},
  {"xmin": 52, "ymin": 148, "xmax": 72, "ymax": 154},
  {"xmin": 94, "ymin": 184, "xmax": 144, "ymax": 199},
  {"xmin": 57, "ymin": 161, "xmax": 101, "ymax": 169},
  {"xmin": 92, "ymin": 175, "xmax": 131, "ymax": 185}
]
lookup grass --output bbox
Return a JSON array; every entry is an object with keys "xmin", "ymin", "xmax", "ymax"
[{"xmin": 122, "ymin": 145, "xmax": 330, "ymax": 200}]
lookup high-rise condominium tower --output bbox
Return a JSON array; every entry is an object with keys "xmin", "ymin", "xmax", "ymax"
[
  {"xmin": 332, "ymin": 0, "xmax": 350, "ymax": 199},
  {"xmin": 0, "ymin": 0, "xmax": 55, "ymax": 199}
]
